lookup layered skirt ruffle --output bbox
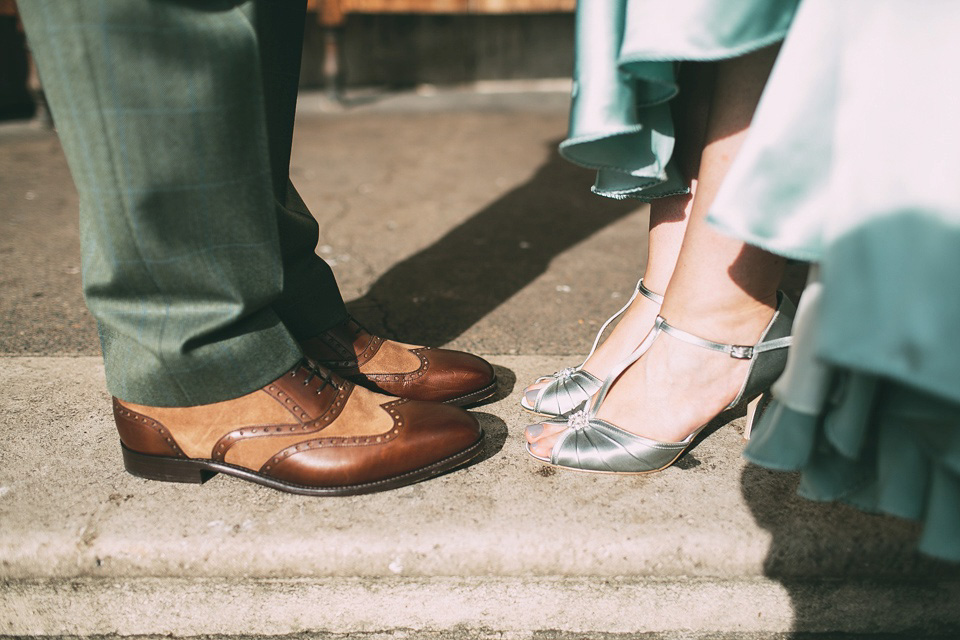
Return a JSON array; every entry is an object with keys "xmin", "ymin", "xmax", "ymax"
[
  {"xmin": 745, "ymin": 275, "xmax": 960, "ymax": 562},
  {"xmin": 559, "ymin": 0, "xmax": 799, "ymax": 201}
]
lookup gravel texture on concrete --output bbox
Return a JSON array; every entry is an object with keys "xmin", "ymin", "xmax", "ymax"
[
  {"xmin": 0, "ymin": 125, "xmax": 94, "ymax": 355},
  {"xmin": 1, "ymin": 356, "xmax": 945, "ymax": 581},
  {"xmin": 5, "ymin": 576, "xmax": 960, "ymax": 637}
]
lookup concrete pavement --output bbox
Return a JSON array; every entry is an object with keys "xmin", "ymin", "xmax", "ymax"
[
  {"xmin": 3, "ymin": 356, "xmax": 959, "ymax": 638},
  {"xmin": 1, "ymin": 88, "xmax": 957, "ymax": 638}
]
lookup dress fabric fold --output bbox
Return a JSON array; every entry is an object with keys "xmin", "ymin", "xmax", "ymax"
[
  {"xmin": 560, "ymin": 0, "xmax": 799, "ymax": 201},
  {"xmin": 562, "ymin": 0, "xmax": 960, "ymax": 561}
]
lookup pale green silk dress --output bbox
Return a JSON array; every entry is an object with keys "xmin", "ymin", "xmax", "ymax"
[{"xmin": 562, "ymin": 0, "xmax": 960, "ymax": 562}]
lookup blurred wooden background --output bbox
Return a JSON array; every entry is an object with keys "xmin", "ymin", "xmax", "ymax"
[{"xmin": 0, "ymin": 0, "xmax": 576, "ymax": 118}]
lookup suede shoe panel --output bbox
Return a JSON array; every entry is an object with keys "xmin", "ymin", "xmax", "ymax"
[
  {"xmin": 119, "ymin": 392, "xmax": 297, "ymax": 459},
  {"xmin": 317, "ymin": 386, "xmax": 395, "ymax": 438},
  {"xmin": 358, "ymin": 339, "xmax": 423, "ymax": 374},
  {"xmin": 223, "ymin": 431, "xmax": 325, "ymax": 470}
]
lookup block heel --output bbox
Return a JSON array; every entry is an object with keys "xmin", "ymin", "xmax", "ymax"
[{"xmin": 120, "ymin": 442, "xmax": 217, "ymax": 484}]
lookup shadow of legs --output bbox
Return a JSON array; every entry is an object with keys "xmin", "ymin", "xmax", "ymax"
[{"xmin": 346, "ymin": 143, "xmax": 640, "ymax": 346}]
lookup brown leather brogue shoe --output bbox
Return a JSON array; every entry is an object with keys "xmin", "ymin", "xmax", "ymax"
[
  {"xmin": 301, "ymin": 317, "xmax": 497, "ymax": 407},
  {"xmin": 114, "ymin": 361, "xmax": 484, "ymax": 496}
]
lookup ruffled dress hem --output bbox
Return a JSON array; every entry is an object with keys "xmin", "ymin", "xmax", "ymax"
[{"xmin": 619, "ymin": 29, "xmax": 789, "ymax": 66}]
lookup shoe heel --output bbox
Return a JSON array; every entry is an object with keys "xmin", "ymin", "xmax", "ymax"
[
  {"xmin": 743, "ymin": 393, "xmax": 768, "ymax": 442},
  {"xmin": 121, "ymin": 443, "xmax": 216, "ymax": 484}
]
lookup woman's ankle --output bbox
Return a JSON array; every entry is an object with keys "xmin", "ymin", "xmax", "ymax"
[{"xmin": 659, "ymin": 291, "xmax": 778, "ymax": 345}]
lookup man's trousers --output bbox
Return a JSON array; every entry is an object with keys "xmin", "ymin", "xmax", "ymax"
[{"xmin": 18, "ymin": 0, "xmax": 348, "ymax": 406}]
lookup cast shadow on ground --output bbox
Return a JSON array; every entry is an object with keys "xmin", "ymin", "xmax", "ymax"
[
  {"xmin": 741, "ymin": 463, "xmax": 960, "ymax": 637},
  {"xmin": 471, "ymin": 411, "xmax": 509, "ymax": 465},
  {"xmin": 344, "ymin": 142, "xmax": 641, "ymax": 347},
  {"xmin": 485, "ymin": 364, "xmax": 517, "ymax": 404},
  {"xmin": 432, "ymin": 411, "xmax": 508, "ymax": 482},
  {"xmin": 670, "ymin": 407, "xmax": 747, "ymax": 471},
  {"xmin": 431, "ymin": 373, "xmax": 511, "ymax": 476},
  {"xmin": 463, "ymin": 367, "xmax": 512, "ymax": 466}
]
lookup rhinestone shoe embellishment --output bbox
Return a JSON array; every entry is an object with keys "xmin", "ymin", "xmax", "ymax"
[{"xmin": 567, "ymin": 409, "xmax": 590, "ymax": 431}]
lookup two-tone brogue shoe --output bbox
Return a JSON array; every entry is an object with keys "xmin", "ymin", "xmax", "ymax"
[
  {"xmin": 301, "ymin": 317, "xmax": 497, "ymax": 407},
  {"xmin": 114, "ymin": 360, "xmax": 485, "ymax": 496}
]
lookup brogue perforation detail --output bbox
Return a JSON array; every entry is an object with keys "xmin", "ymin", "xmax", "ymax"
[
  {"xmin": 259, "ymin": 398, "xmax": 410, "ymax": 473},
  {"xmin": 360, "ymin": 347, "xmax": 430, "ymax": 383},
  {"xmin": 353, "ymin": 334, "xmax": 384, "ymax": 367},
  {"xmin": 210, "ymin": 382, "xmax": 355, "ymax": 462},
  {"xmin": 316, "ymin": 333, "xmax": 385, "ymax": 372},
  {"xmin": 113, "ymin": 399, "xmax": 186, "ymax": 458},
  {"xmin": 264, "ymin": 382, "xmax": 323, "ymax": 423}
]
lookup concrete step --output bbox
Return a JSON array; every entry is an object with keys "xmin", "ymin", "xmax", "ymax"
[{"xmin": 2, "ymin": 356, "xmax": 959, "ymax": 638}]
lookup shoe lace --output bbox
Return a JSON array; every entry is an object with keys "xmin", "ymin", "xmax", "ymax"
[{"xmin": 295, "ymin": 358, "xmax": 338, "ymax": 395}]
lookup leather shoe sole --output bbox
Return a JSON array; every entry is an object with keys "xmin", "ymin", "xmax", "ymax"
[
  {"xmin": 442, "ymin": 379, "xmax": 498, "ymax": 407},
  {"xmin": 120, "ymin": 433, "xmax": 484, "ymax": 496}
]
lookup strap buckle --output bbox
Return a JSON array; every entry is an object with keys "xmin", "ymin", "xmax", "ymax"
[{"xmin": 729, "ymin": 345, "xmax": 754, "ymax": 359}]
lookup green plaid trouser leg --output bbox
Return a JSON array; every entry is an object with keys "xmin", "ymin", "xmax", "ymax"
[{"xmin": 18, "ymin": 0, "xmax": 348, "ymax": 406}]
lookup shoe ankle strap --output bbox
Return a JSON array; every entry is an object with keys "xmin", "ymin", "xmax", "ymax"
[
  {"xmin": 658, "ymin": 319, "xmax": 791, "ymax": 359},
  {"xmin": 637, "ymin": 279, "xmax": 664, "ymax": 304},
  {"xmin": 583, "ymin": 297, "xmax": 792, "ymax": 418}
]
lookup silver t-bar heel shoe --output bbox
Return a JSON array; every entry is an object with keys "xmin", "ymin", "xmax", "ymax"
[
  {"xmin": 525, "ymin": 292, "xmax": 796, "ymax": 474},
  {"xmin": 520, "ymin": 279, "xmax": 664, "ymax": 417}
]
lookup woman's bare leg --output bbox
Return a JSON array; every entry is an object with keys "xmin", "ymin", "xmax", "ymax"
[
  {"xmin": 528, "ymin": 46, "xmax": 784, "ymax": 453},
  {"xmin": 524, "ymin": 64, "xmax": 715, "ymax": 403}
]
